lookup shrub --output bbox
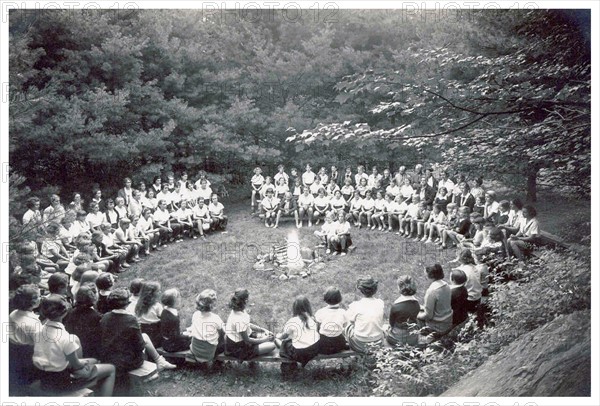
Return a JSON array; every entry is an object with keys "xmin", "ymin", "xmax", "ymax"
[{"xmin": 370, "ymin": 248, "xmax": 591, "ymax": 397}]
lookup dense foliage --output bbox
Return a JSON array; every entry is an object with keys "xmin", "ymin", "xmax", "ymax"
[
  {"xmin": 11, "ymin": 10, "xmax": 589, "ymax": 203},
  {"xmin": 288, "ymin": 10, "xmax": 591, "ymax": 201}
]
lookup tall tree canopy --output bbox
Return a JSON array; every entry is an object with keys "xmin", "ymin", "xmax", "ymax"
[
  {"xmin": 10, "ymin": 9, "xmax": 590, "ymax": 202},
  {"xmin": 288, "ymin": 10, "xmax": 591, "ymax": 201}
]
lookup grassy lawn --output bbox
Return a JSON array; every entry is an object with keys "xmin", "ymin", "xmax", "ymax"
[
  {"xmin": 112, "ymin": 188, "xmax": 590, "ymax": 397},
  {"xmin": 113, "ymin": 201, "xmax": 457, "ymax": 397}
]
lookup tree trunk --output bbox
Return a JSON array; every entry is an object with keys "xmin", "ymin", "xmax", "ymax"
[{"xmin": 527, "ymin": 168, "xmax": 538, "ymax": 202}]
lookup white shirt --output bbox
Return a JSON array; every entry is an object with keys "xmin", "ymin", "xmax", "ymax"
[
  {"xmin": 208, "ymin": 202, "xmax": 225, "ymax": 217},
  {"xmin": 314, "ymin": 196, "xmax": 330, "ymax": 211},
  {"xmin": 319, "ymin": 221, "xmax": 338, "ymax": 237},
  {"xmin": 137, "ymin": 302, "xmax": 163, "ymax": 324},
  {"xmin": 274, "ymin": 172, "xmax": 289, "ymax": 185},
  {"xmin": 346, "ymin": 297, "xmax": 385, "ymax": 342},
  {"xmin": 361, "ymin": 198, "xmax": 375, "ymax": 211},
  {"xmin": 330, "ymin": 196, "xmax": 347, "ymax": 210},
  {"xmin": 302, "ymin": 171, "xmax": 316, "ymax": 185},
  {"xmin": 156, "ymin": 191, "xmax": 172, "ymax": 205},
  {"xmin": 261, "ymin": 197, "xmax": 280, "ymax": 211},
  {"xmin": 23, "ymin": 209, "xmax": 42, "ymax": 227},
  {"xmin": 190, "ymin": 311, "xmax": 224, "ymax": 345},
  {"xmin": 315, "ymin": 306, "xmax": 348, "ymax": 337},
  {"xmin": 225, "ymin": 310, "xmax": 251, "ymax": 343},
  {"xmin": 386, "ymin": 185, "xmax": 400, "ymax": 198},
  {"xmin": 400, "ymin": 185, "xmax": 415, "ymax": 199},
  {"xmin": 193, "ymin": 205, "xmax": 209, "ymax": 219},
  {"xmin": 153, "ymin": 208, "xmax": 171, "ymax": 224},
  {"xmin": 86, "ymin": 212, "xmax": 104, "ymax": 229},
  {"xmin": 9, "ymin": 310, "xmax": 42, "ymax": 346},
  {"xmin": 251, "ymin": 174, "xmax": 265, "ymax": 187},
  {"xmin": 518, "ymin": 217, "xmax": 539, "ymax": 237},
  {"xmin": 368, "ymin": 173, "xmax": 382, "ymax": 188},
  {"xmin": 197, "ymin": 187, "xmax": 213, "ymax": 201},
  {"xmin": 374, "ymin": 198, "xmax": 386, "ymax": 211},
  {"xmin": 32, "ymin": 321, "xmax": 80, "ymax": 372},
  {"xmin": 350, "ymin": 198, "xmax": 363, "ymax": 211},
  {"xmin": 455, "ymin": 264, "xmax": 483, "ymax": 301},
  {"xmin": 439, "ymin": 178, "xmax": 455, "ymax": 192},
  {"xmin": 336, "ymin": 221, "xmax": 352, "ymax": 235},
  {"xmin": 283, "ymin": 316, "xmax": 320, "ymax": 349},
  {"xmin": 298, "ymin": 194, "xmax": 314, "ymax": 208},
  {"xmin": 137, "ymin": 215, "xmax": 154, "ymax": 233}
]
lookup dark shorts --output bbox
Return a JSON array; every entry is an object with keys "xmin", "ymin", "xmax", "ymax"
[
  {"xmin": 318, "ymin": 334, "xmax": 348, "ymax": 355},
  {"xmin": 224, "ymin": 336, "xmax": 260, "ymax": 361},
  {"xmin": 279, "ymin": 339, "xmax": 320, "ymax": 366}
]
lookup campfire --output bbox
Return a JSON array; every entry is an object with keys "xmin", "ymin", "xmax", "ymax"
[{"xmin": 253, "ymin": 231, "xmax": 324, "ymax": 280}]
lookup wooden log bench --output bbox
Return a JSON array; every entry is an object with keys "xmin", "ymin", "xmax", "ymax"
[
  {"xmin": 127, "ymin": 360, "xmax": 158, "ymax": 383},
  {"xmin": 537, "ymin": 230, "xmax": 570, "ymax": 250},
  {"xmin": 26, "ymin": 379, "xmax": 95, "ymax": 397},
  {"xmin": 157, "ymin": 347, "xmax": 357, "ymax": 365}
]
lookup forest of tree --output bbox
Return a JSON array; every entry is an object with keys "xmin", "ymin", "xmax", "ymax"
[{"xmin": 9, "ymin": 9, "xmax": 590, "ymax": 203}]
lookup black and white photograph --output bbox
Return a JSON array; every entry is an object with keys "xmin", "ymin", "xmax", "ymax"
[{"xmin": 1, "ymin": 1, "xmax": 597, "ymax": 404}]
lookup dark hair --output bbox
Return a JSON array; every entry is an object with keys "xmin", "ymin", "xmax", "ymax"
[
  {"xmin": 161, "ymin": 288, "xmax": 180, "ymax": 307},
  {"xmin": 488, "ymin": 227, "xmax": 503, "ymax": 242},
  {"xmin": 323, "ymin": 287, "xmax": 342, "ymax": 305},
  {"xmin": 425, "ymin": 264, "xmax": 444, "ymax": 280},
  {"xmin": 26, "ymin": 197, "xmax": 40, "ymax": 209},
  {"xmin": 229, "ymin": 288, "xmax": 249, "ymax": 311},
  {"xmin": 129, "ymin": 278, "xmax": 144, "ymax": 295},
  {"xmin": 458, "ymin": 249, "xmax": 475, "ymax": 265},
  {"xmin": 356, "ymin": 276, "xmax": 378, "ymax": 297},
  {"xmin": 397, "ymin": 275, "xmax": 417, "ymax": 296},
  {"xmin": 523, "ymin": 205, "xmax": 537, "ymax": 217},
  {"xmin": 46, "ymin": 222, "xmax": 61, "ymax": 235},
  {"xmin": 40, "ymin": 294, "xmax": 70, "ymax": 320},
  {"xmin": 135, "ymin": 281, "xmax": 161, "ymax": 317},
  {"xmin": 48, "ymin": 273, "xmax": 69, "ymax": 294},
  {"xmin": 450, "ymin": 269, "xmax": 468, "ymax": 286},
  {"xmin": 108, "ymin": 288, "xmax": 131, "ymax": 310},
  {"xmin": 12, "ymin": 284, "xmax": 40, "ymax": 310},
  {"xmin": 498, "ymin": 200, "xmax": 510, "ymax": 211},
  {"xmin": 75, "ymin": 283, "xmax": 98, "ymax": 307},
  {"xmin": 511, "ymin": 198, "xmax": 524, "ymax": 210},
  {"xmin": 96, "ymin": 273, "xmax": 114, "ymax": 291},
  {"xmin": 292, "ymin": 295, "xmax": 314, "ymax": 328},
  {"xmin": 196, "ymin": 289, "xmax": 217, "ymax": 312}
]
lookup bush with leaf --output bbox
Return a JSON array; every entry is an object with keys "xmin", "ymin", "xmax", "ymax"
[{"xmin": 370, "ymin": 248, "xmax": 591, "ymax": 396}]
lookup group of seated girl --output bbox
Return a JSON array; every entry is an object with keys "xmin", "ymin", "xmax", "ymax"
[
  {"xmin": 8, "ymin": 278, "xmax": 181, "ymax": 396},
  {"xmin": 18, "ymin": 173, "xmax": 228, "ymax": 278},
  {"xmin": 251, "ymin": 163, "xmax": 540, "ymax": 261}
]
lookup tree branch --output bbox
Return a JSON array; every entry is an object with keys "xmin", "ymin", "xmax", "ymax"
[{"xmin": 386, "ymin": 114, "xmax": 488, "ymax": 140}]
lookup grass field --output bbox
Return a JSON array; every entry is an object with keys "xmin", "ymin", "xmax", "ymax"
[{"xmin": 112, "ymin": 188, "xmax": 590, "ymax": 397}]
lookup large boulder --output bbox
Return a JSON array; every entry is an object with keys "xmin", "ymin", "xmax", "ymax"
[{"xmin": 442, "ymin": 310, "xmax": 590, "ymax": 397}]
